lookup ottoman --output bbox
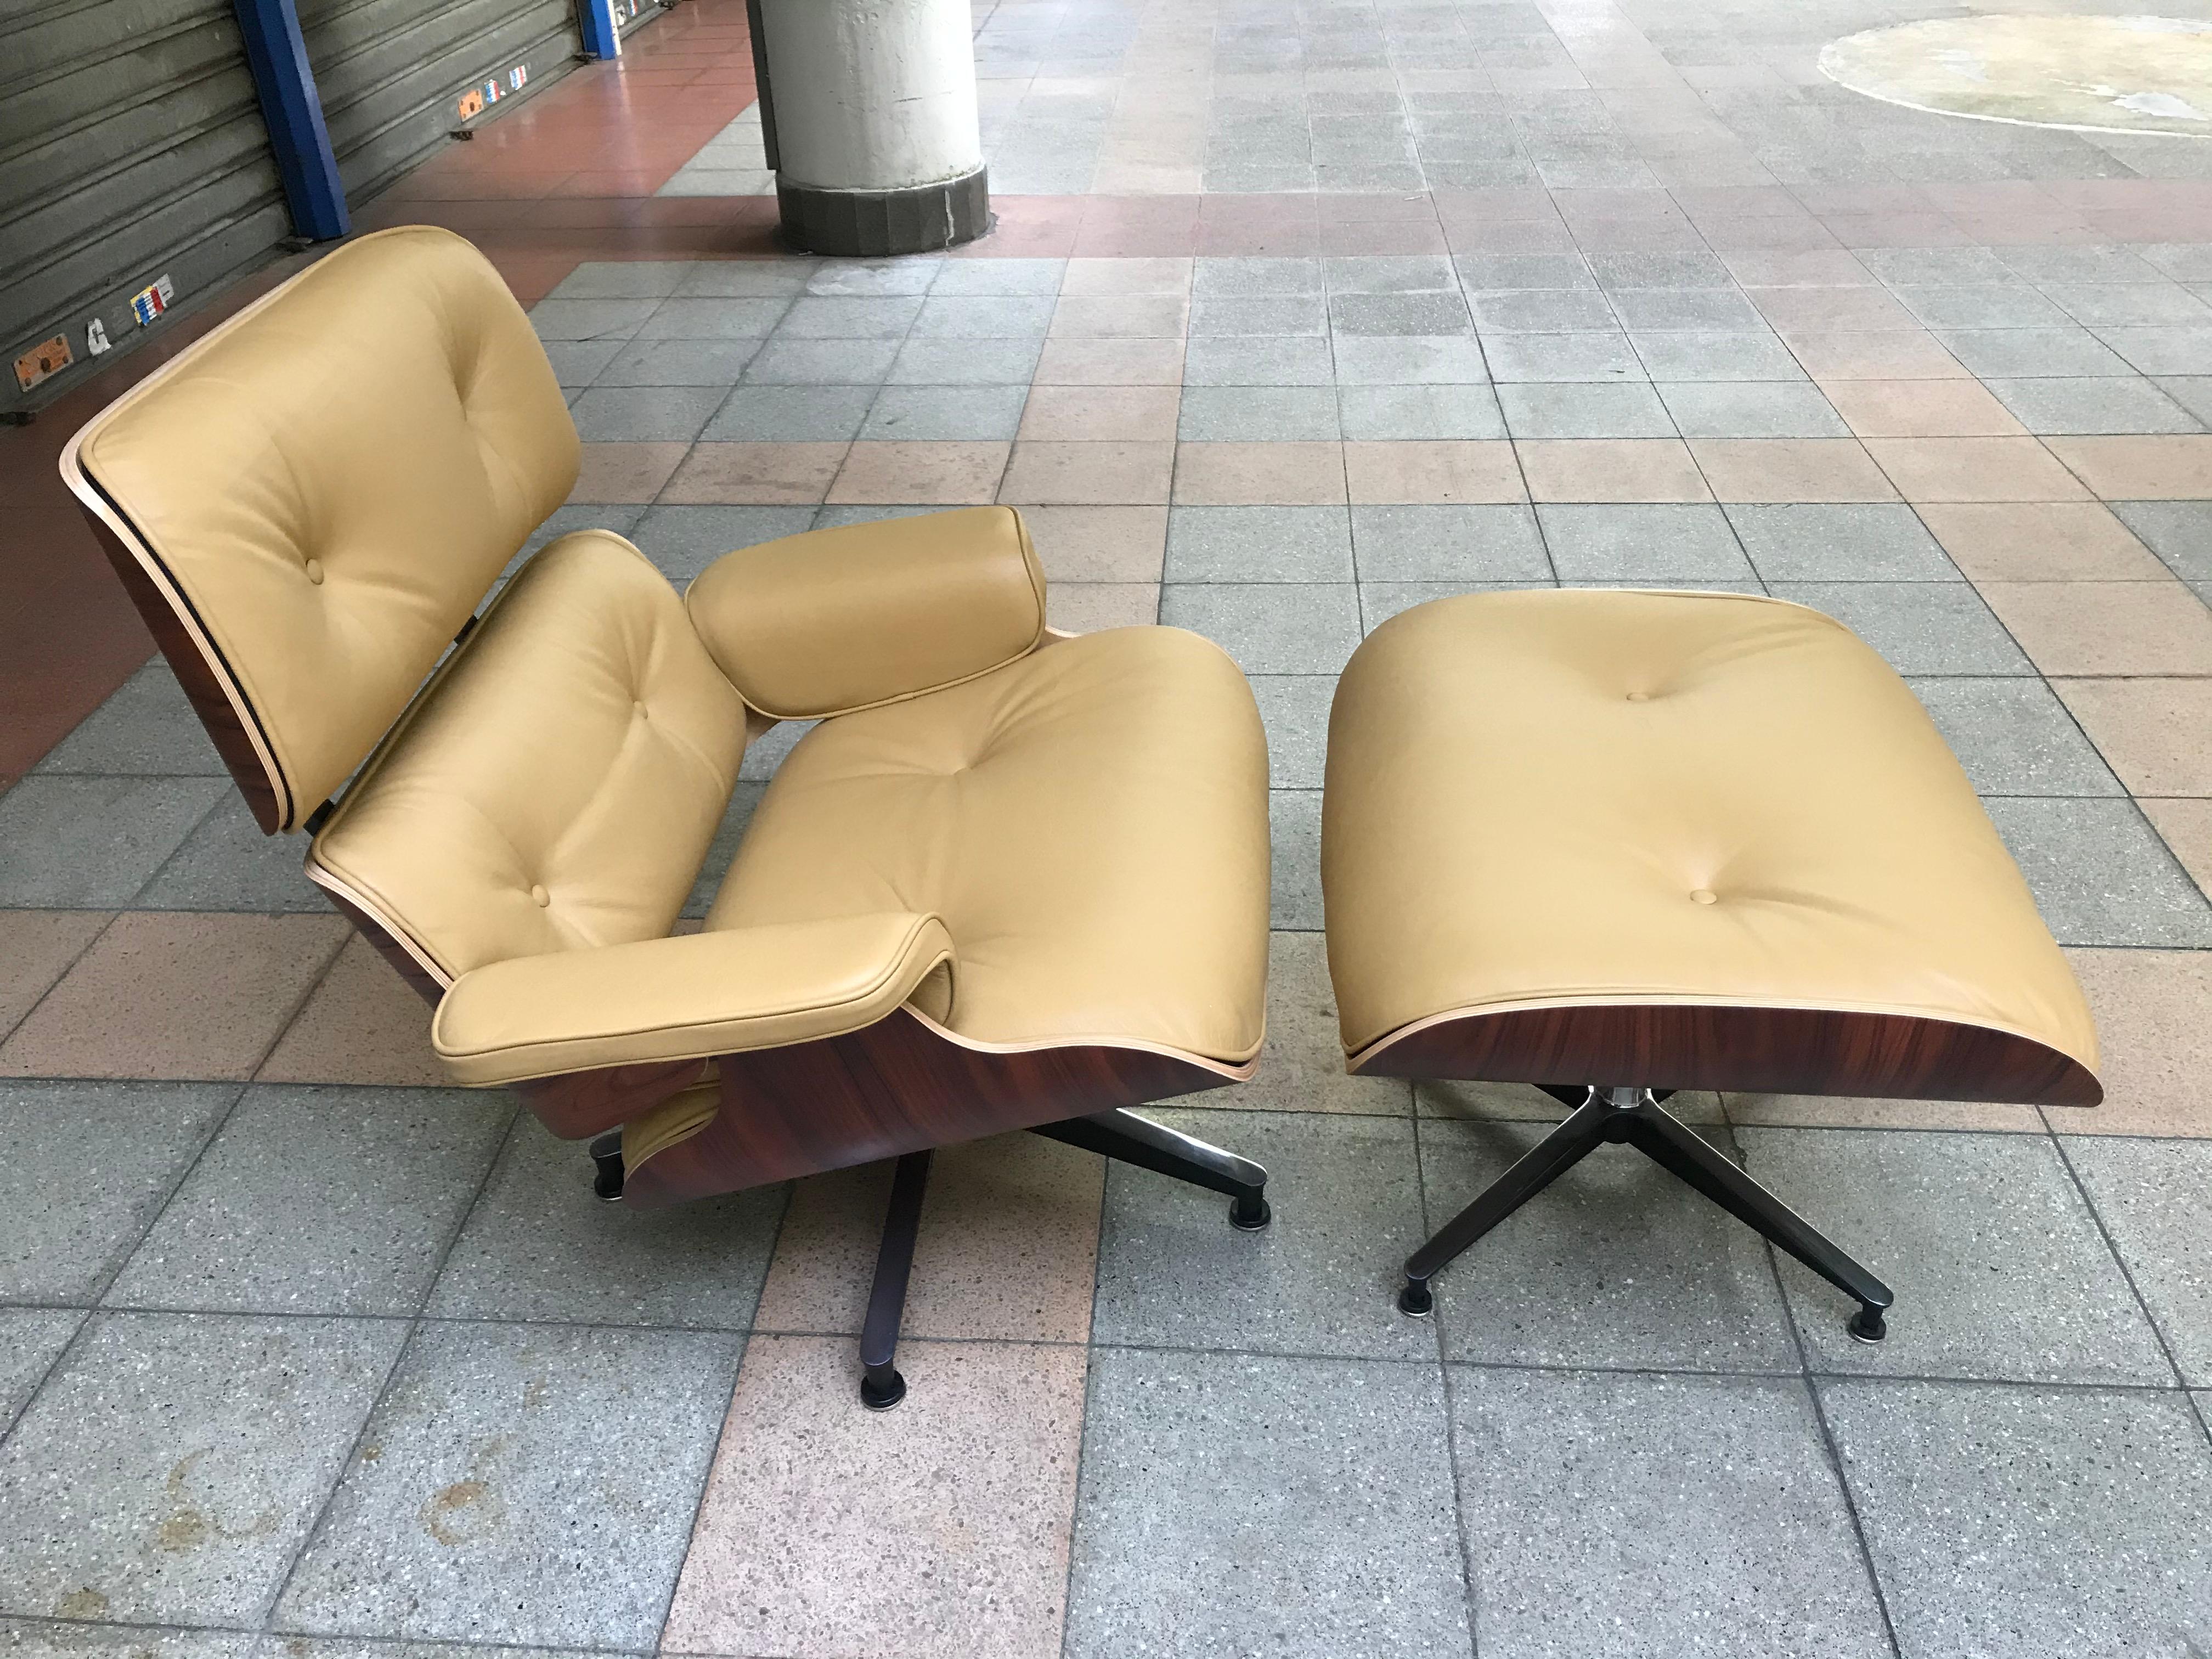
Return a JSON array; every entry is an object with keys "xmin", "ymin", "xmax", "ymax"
[{"xmin": 1321, "ymin": 589, "xmax": 2101, "ymax": 1341}]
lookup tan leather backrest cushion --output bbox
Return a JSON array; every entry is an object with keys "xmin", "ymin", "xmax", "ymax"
[
  {"xmin": 684, "ymin": 505, "xmax": 1046, "ymax": 718},
  {"xmin": 311, "ymin": 532, "xmax": 747, "ymax": 981},
  {"xmin": 76, "ymin": 225, "xmax": 578, "ymax": 821}
]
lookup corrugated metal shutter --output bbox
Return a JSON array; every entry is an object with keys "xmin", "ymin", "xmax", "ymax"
[
  {"xmin": 0, "ymin": 0, "xmax": 290, "ymax": 414},
  {"xmin": 301, "ymin": 0, "xmax": 585, "ymax": 200}
]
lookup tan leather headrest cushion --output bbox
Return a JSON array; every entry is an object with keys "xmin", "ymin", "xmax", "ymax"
[{"xmin": 76, "ymin": 225, "xmax": 579, "ymax": 822}]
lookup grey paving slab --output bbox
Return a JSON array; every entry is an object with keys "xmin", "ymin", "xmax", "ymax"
[
  {"xmin": 1323, "ymin": 255, "xmax": 1458, "ymax": 294},
  {"xmin": 2152, "ymin": 374, "xmax": 2212, "ymax": 429},
  {"xmin": 699, "ymin": 384, "xmax": 876, "ymax": 442},
  {"xmin": 682, "ymin": 781, "xmax": 766, "ymax": 919},
  {"xmin": 566, "ymin": 386, "xmax": 727, "ymax": 443},
  {"xmin": 1934, "ymin": 327, "xmax": 2135, "ymax": 378},
  {"xmin": 2042, "ymin": 283, "xmax": 2212, "ymax": 326},
  {"xmin": 928, "ymin": 256, "xmax": 1066, "ymax": 296},
  {"xmin": 1908, "ymin": 677, "xmax": 2125, "ymax": 797},
  {"xmin": 1193, "ymin": 257, "xmax": 1324, "ymax": 298},
  {"xmin": 1894, "ymin": 284, "xmax": 2072, "ymax": 330},
  {"xmin": 1158, "ymin": 583, "xmax": 1364, "ymax": 674},
  {"xmin": 1452, "ymin": 1369, "xmax": 1889, "ymax": 1659},
  {"xmin": 589, "ymin": 337, "xmax": 762, "ymax": 388},
  {"xmin": 742, "ymin": 338, "xmax": 901, "ymax": 385},
  {"xmin": 1725, "ymin": 502, "xmax": 1956, "ymax": 581},
  {"xmin": 1822, "ymin": 1379, "xmax": 2212, "ymax": 1659},
  {"xmin": 1189, "ymin": 296, "xmax": 1329, "ymax": 337},
  {"xmin": 1066, "ymin": 1348, "xmax": 1470, "ymax": 1659},
  {"xmin": 630, "ymin": 505, "xmax": 816, "ymax": 584},
  {"xmin": 883, "ymin": 335, "xmax": 1045, "ymax": 385},
  {"xmin": 1248, "ymin": 676, "xmax": 1335, "ymax": 791},
  {"xmin": 1165, "ymin": 506, "xmax": 1354, "ymax": 582},
  {"xmin": 1359, "ymin": 581, "xmax": 1537, "ymax": 629},
  {"xmin": 272, "ymin": 1322, "xmax": 743, "ymax": 1647},
  {"xmin": 1092, "ymin": 1109, "xmax": 1432, "ymax": 1359},
  {"xmin": 1233, "ymin": 932, "xmax": 1410, "ymax": 1116},
  {"xmin": 909, "ymin": 295, "xmax": 1057, "ymax": 338},
  {"xmin": 1658, "ymin": 380, "xmax": 1850, "ymax": 438},
  {"xmin": 772, "ymin": 295, "xmax": 926, "ymax": 340},
  {"xmin": 2066, "ymin": 1137, "xmax": 2212, "ymax": 1386},
  {"xmin": 859, "ymin": 383, "xmax": 1029, "ymax": 441},
  {"xmin": 1630, "ymin": 329, "xmax": 1804, "ymax": 381},
  {"xmin": 1330, "ymin": 335, "xmax": 1492, "ymax": 385},
  {"xmin": 1860, "ymin": 247, "xmax": 2018, "ymax": 286},
  {"xmin": 2111, "ymin": 499, "xmax": 2212, "ymax": 587},
  {"xmin": 1176, "ymin": 385, "xmax": 1340, "ymax": 441},
  {"xmin": 1985, "ymin": 797, "xmax": 2212, "ymax": 947},
  {"xmin": 1454, "ymin": 252, "xmax": 1594, "ymax": 290},
  {"xmin": 1330, "ymin": 292, "xmax": 1475, "ymax": 338},
  {"xmin": 1534, "ymin": 501, "xmax": 1754, "ymax": 582},
  {"xmin": 2096, "ymin": 326, "xmax": 2212, "ymax": 376},
  {"xmin": 1181, "ymin": 335, "xmax": 1338, "ymax": 386},
  {"xmin": 1270, "ymin": 788, "xmax": 1323, "ymax": 930},
  {"xmin": 131, "ymin": 795, "xmax": 325, "ymax": 912},
  {"xmin": 633, "ymin": 297, "xmax": 788, "ymax": 340},
  {"xmin": 804, "ymin": 258, "xmax": 941, "ymax": 297},
  {"xmin": 34, "ymin": 668, "xmax": 223, "ymax": 777},
  {"xmin": 0, "ymin": 1082, "xmax": 236, "ymax": 1303},
  {"xmin": 1986, "ymin": 375, "xmax": 2202, "ymax": 436},
  {"xmin": 1586, "ymin": 249, "xmax": 1736, "ymax": 289},
  {"xmin": 0, "ymin": 1621, "xmax": 256, "ymax": 1659},
  {"xmin": 426, "ymin": 1117, "xmax": 785, "ymax": 1328},
  {"xmin": 0, "ymin": 777, "xmax": 224, "ymax": 907},
  {"xmin": 526, "ymin": 299, "xmax": 659, "ymax": 342},
  {"xmin": 0, "ymin": 1308, "xmax": 82, "ymax": 1431},
  {"xmin": 0, "ymin": 1312, "xmax": 404, "ymax": 1626},
  {"xmin": 1739, "ymin": 1127, "xmax": 2173, "ymax": 1383},
  {"xmin": 1470, "ymin": 289, "xmax": 1618, "ymax": 332},
  {"xmin": 1481, "ymin": 330, "xmax": 1643, "ymax": 382},
  {"xmin": 1498, "ymin": 380, "xmax": 1674, "ymax": 438},
  {"xmin": 1351, "ymin": 504, "xmax": 1551, "ymax": 581},
  {"xmin": 520, "ymin": 503, "xmax": 643, "ymax": 559},
  {"xmin": 104, "ymin": 1085, "xmax": 511, "ymax": 1318},
  {"xmin": 1336, "ymin": 382, "xmax": 1505, "ymax": 439},
  {"xmin": 1763, "ymin": 581, "xmax": 2030, "ymax": 674},
  {"xmin": 545, "ymin": 261, "xmax": 695, "ymax": 301},
  {"xmin": 1608, "ymin": 287, "xmax": 1767, "ymax": 331},
  {"xmin": 1997, "ymin": 246, "xmax": 2164, "ymax": 285},
  {"xmin": 677, "ymin": 264, "xmax": 811, "ymax": 299},
  {"xmin": 1422, "ymin": 1118, "xmax": 1798, "ymax": 1370}
]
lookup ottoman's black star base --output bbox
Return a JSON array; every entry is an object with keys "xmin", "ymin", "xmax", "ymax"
[{"xmin": 1397, "ymin": 1085, "xmax": 1892, "ymax": 1342}]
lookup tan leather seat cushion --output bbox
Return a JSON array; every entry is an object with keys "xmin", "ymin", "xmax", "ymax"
[
  {"xmin": 312, "ymin": 531, "xmax": 747, "ymax": 981},
  {"xmin": 707, "ymin": 625, "xmax": 1271, "ymax": 1065},
  {"xmin": 1322, "ymin": 590, "xmax": 2097, "ymax": 1076},
  {"xmin": 75, "ymin": 225, "xmax": 576, "ymax": 823}
]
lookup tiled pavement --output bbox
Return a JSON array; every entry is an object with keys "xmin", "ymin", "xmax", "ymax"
[{"xmin": 8, "ymin": 2, "xmax": 2212, "ymax": 1658}]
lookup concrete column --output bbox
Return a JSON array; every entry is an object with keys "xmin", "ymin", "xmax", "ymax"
[{"xmin": 752, "ymin": 0, "xmax": 989, "ymax": 257}]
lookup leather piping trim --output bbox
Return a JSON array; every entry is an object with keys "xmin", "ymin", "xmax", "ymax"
[
  {"xmin": 1346, "ymin": 991, "xmax": 2096, "ymax": 1079},
  {"xmin": 302, "ymin": 857, "xmax": 456, "ymax": 994},
  {"xmin": 59, "ymin": 439, "xmax": 295, "ymax": 830},
  {"xmin": 899, "ymin": 1002, "xmax": 1261, "ymax": 1080}
]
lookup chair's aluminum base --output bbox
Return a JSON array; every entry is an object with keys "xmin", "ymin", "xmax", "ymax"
[{"xmin": 1398, "ymin": 1086, "xmax": 1893, "ymax": 1342}]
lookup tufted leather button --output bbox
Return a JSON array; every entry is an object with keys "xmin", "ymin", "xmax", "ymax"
[
  {"xmin": 304, "ymin": 558, "xmax": 325, "ymax": 585},
  {"xmin": 1690, "ymin": 888, "xmax": 1718, "ymax": 905},
  {"xmin": 1626, "ymin": 690, "xmax": 1649, "ymax": 702},
  {"xmin": 530, "ymin": 884, "xmax": 550, "ymax": 907}
]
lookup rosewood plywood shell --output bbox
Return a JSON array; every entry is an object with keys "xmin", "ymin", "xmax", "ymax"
[
  {"xmin": 623, "ymin": 1009, "xmax": 1239, "ymax": 1207},
  {"xmin": 1355, "ymin": 1003, "xmax": 2102, "ymax": 1108}
]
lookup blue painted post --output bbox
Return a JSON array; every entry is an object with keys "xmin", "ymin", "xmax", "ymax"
[
  {"xmin": 233, "ymin": 0, "xmax": 349, "ymax": 241},
  {"xmin": 577, "ymin": 0, "xmax": 622, "ymax": 60}
]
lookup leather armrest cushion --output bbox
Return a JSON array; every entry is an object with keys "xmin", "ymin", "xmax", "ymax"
[
  {"xmin": 431, "ymin": 911, "xmax": 955, "ymax": 1085},
  {"xmin": 683, "ymin": 505, "xmax": 1046, "ymax": 719}
]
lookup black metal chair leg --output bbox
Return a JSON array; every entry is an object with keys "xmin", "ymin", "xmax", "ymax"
[
  {"xmin": 1623, "ymin": 1096, "xmax": 1893, "ymax": 1342},
  {"xmin": 859, "ymin": 1149, "xmax": 933, "ymax": 1409},
  {"xmin": 589, "ymin": 1132, "xmax": 625, "ymax": 1201},
  {"xmin": 1399, "ymin": 1091, "xmax": 1615, "ymax": 1316},
  {"xmin": 1030, "ymin": 1108, "xmax": 1271, "ymax": 1229}
]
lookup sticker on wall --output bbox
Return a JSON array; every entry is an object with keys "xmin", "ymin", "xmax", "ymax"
[
  {"xmin": 86, "ymin": 318, "xmax": 111, "ymax": 356},
  {"xmin": 509, "ymin": 64, "xmax": 528, "ymax": 91},
  {"xmin": 457, "ymin": 87, "xmax": 486, "ymax": 120},
  {"xmin": 14, "ymin": 335, "xmax": 73, "ymax": 393},
  {"xmin": 129, "ymin": 274, "xmax": 175, "ymax": 328},
  {"xmin": 1821, "ymin": 14, "xmax": 2212, "ymax": 136}
]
